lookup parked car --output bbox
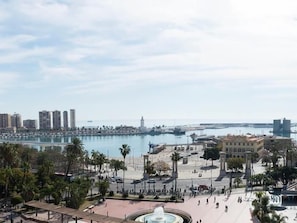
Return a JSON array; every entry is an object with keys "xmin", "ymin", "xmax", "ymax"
[
  {"xmin": 147, "ymin": 179, "xmax": 156, "ymax": 184},
  {"xmin": 131, "ymin": 179, "xmax": 141, "ymax": 184},
  {"xmin": 198, "ymin": 185, "xmax": 209, "ymax": 191},
  {"xmin": 110, "ymin": 176, "xmax": 123, "ymax": 183},
  {"xmin": 116, "ymin": 178, "xmax": 123, "ymax": 183}
]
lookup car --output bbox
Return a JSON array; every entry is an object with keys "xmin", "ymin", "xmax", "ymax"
[
  {"xmin": 131, "ymin": 179, "xmax": 141, "ymax": 184},
  {"xmin": 198, "ymin": 185, "xmax": 209, "ymax": 191},
  {"xmin": 110, "ymin": 176, "xmax": 123, "ymax": 183},
  {"xmin": 116, "ymin": 178, "xmax": 123, "ymax": 183},
  {"xmin": 147, "ymin": 179, "xmax": 156, "ymax": 184}
]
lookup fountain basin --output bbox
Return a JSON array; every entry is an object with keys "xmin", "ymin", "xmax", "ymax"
[{"xmin": 128, "ymin": 207, "xmax": 191, "ymax": 223}]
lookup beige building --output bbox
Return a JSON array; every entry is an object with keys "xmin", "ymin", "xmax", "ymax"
[{"xmin": 222, "ymin": 135, "xmax": 264, "ymax": 158}]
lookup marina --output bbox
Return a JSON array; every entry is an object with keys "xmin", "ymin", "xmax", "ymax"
[{"xmin": 0, "ymin": 126, "xmax": 274, "ymax": 158}]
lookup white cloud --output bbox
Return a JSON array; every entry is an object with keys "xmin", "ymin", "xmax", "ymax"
[{"xmin": 1, "ymin": 0, "xmax": 297, "ymax": 120}]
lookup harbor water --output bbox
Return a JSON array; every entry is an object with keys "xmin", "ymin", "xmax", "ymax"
[{"xmin": 3, "ymin": 125, "xmax": 274, "ymax": 158}]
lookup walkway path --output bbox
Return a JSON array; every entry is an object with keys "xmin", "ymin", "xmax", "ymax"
[{"xmin": 93, "ymin": 188, "xmax": 258, "ymax": 223}]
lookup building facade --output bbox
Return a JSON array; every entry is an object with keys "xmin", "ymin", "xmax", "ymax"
[
  {"xmin": 63, "ymin": 111, "xmax": 68, "ymax": 130},
  {"xmin": 273, "ymin": 118, "xmax": 291, "ymax": 134},
  {"xmin": 39, "ymin": 110, "xmax": 51, "ymax": 130},
  {"xmin": 23, "ymin": 119, "xmax": 37, "ymax": 130},
  {"xmin": 0, "ymin": 113, "xmax": 11, "ymax": 129},
  {"xmin": 52, "ymin": 110, "xmax": 61, "ymax": 130},
  {"xmin": 70, "ymin": 109, "xmax": 76, "ymax": 129},
  {"xmin": 222, "ymin": 135, "xmax": 264, "ymax": 158},
  {"xmin": 11, "ymin": 113, "xmax": 22, "ymax": 129}
]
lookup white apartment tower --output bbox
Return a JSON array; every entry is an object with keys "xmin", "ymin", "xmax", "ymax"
[
  {"xmin": 70, "ymin": 109, "xmax": 76, "ymax": 129},
  {"xmin": 52, "ymin": 110, "xmax": 61, "ymax": 130},
  {"xmin": 63, "ymin": 111, "xmax": 69, "ymax": 130},
  {"xmin": 39, "ymin": 110, "xmax": 51, "ymax": 130}
]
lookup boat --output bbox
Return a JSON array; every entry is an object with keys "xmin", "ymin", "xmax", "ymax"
[{"xmin": 172, "ymin": 127, "xmax": 186, "ymax": 135}]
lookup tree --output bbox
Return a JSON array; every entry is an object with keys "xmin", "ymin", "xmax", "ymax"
[
  {"xmin": 226, "ymin": 157, "xmax": 244, "ymax": 172},
  {"xmin": 202, "ymin": 147, "xmax": 220, "ymax": 166},
  {"xmin": 171, "ymin": 152, "xmax": 181, "ymax": 194},
  {"xmin": 234, "ymin": 177, "xmax": 242, "ymax": 188},
  {"xmin": 152, "ymin": 160, "xmax": 170, "ymax": 179},
  {"xmin": 119, "ymin": 144, "xmax": 130, "ymax": 193},
  {"xmin": 66, "ymin": 178, "xmax": 91, "ymax": 209},
  {"xmin": 96, "ymin": 179, "xmax": 109, "ymax": 197},
  {"xmin": 251, "ymin": 191, "xmax": 287, "ymax": 223},
  {"xmin": 262, "ymin": 155, "xmax": 271, "ymax": 166},
  {"xmin": 109, "ymin": 159, "xmax": 126, "ymax": 176},
  {"xmin": 63, "ymin": 138, "xmax": 84, "ymax": 180},
  {"xmin": 91, "ymin": 151, "xmax": 107, "ymax": 178},
  {"xmin": 0, "ymin": 142, "xmax": 20, "ymax": 168},
  {"xmin": 270, "ymin": 212, "xmax": 288, "ymax": 223}
]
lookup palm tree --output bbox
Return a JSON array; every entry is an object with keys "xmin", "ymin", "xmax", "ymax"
[
  {"xmin": 109, "ymin": 159, "xmax": 126, "ymax": 176},
  {"xmin": 270, "ymin": 212, "xmax": 288, "ymax": 223},
  {"xmin": 64, "ymin": 138, "xmax": 84, "ymax": 180},
  {"xmin": 0, "ymin": 142, "xmax": 19, "ymax": 168},
  {"xmin": 91, "ymin": 150, "xmax": 107, "ymax": 178},
  {"xmin": 171, "ymin": 151, "xmax": 181, "ymax": 194},
  {"xmin": 119, "ymin": 144, "xmax": 130, "ymax": 193},
  {"xmin": 251, "ymin": 191, "xmax": 283, "ymax": 223}
]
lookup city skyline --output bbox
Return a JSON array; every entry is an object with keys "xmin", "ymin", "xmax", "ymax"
[{"xmin": 1, "ymin": 1, "xmax": 297, "ymax": 123}]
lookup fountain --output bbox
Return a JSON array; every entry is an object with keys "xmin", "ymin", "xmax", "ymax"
[{"xmin": 131, "ymin": 206, "xmax": 190, "ymax": 223}]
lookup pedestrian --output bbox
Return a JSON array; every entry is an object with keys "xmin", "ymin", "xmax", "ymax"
[
  {"xmin": 198, "ymin": 200, "xmax": 200, "ymax": 205},
  {"xmin": 214, "ymin": 196, "xmax": 216, "ymax": 203},
  {"xmin": 225, "ymin": 205, "xmax": 228, "ymax": 212},
  {"xmin": 199, "ymin": 219, "xmax": 202, "ymax": 223},
  {"xmin": 206, "ymin": 198, "xmax": 208, "ymax": 204}
]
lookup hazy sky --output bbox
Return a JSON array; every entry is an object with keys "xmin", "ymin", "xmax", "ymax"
[{"xmin": 1, "ymin": 0, "xmax": 297, "ymax": 123}]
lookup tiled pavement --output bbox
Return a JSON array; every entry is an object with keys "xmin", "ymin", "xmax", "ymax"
[{"xmin": 93, "ymin": 188, "xmax": 258, "ymax": 223}]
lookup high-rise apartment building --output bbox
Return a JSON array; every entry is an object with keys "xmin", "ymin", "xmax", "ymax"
[
  {"xmin": 0, "ymin": 113, "xmax": 11, "ymax": 129},
  {"xmin": 63, "ymin": 111, "xmax": 69, "ymax": 130},
  {"xmin": 273, "ymin": 118, "xmax": 291, "ymax": 135},
  {"xmin": 52, "ymin": 110, "xmax": 61, "ymax": 130},
  {"xmin": 39, "ymin": 110, "xmax": 51, "ymax": 130},
  {"xmin": 0, "ymin": 114, "xmax": 11, "ymax": 129},
  {"xmin": 23, "ymin": 119, "xmax": 37, "ymax": 130},
  {"xmin": 70, "ymin": 109, "xmax": 76, "ymax": 129},
  {"xmin": 11, "ymin": 113, "xmax": 22, "ymax": 129}
]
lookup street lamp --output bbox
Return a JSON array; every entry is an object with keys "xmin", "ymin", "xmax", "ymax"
[{"xmin": 210, "ymin": 162, "xmax": 213, "ymax": 195}]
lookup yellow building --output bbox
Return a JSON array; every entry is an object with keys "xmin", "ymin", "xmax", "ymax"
[{"xmin": 222, "ymin": 135, "xmax": 264, "ymax": 158}]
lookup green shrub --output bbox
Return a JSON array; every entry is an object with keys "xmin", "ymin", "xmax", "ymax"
[
  {"xmin": 139, "ymin": 194, "xmax": 144, "ymax": 199},
  {"xmin": 11, "ymin": 195, "xmax": 23, "ymax": 206},
  {"xmin": 122, "ymin": 192, "xmax": 129, "ymax": 198},
  {"xmin": 170, "ymin": 195, "xmax": 176, "ymax": 201}
]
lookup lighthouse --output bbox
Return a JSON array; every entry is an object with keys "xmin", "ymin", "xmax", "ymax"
[{"xmin": 140, "ymin": 116, "xmax": 146, "ymax": 133}]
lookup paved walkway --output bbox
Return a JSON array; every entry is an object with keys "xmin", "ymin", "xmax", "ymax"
[{"xmin": 93, "ymin": 188, "xmax": 258, "ymax": 223}]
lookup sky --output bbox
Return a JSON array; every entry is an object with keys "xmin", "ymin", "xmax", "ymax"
[{"xmin": 1, "ymin": 0, "xmax": 297, "ymax": 124}]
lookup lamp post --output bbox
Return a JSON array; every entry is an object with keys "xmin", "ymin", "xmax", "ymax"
[{"xmin": 210, "ymin": 161, "xmax": 213, "ymax": 195}]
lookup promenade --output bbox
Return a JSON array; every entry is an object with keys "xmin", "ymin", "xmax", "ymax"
[{"xmin": 93, "ymin": 188, "xmax": 256, "ymax": 223}]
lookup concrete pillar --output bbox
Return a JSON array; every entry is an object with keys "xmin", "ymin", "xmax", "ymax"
[
  {"xmin": 245, "ymin": 151, "xmax": 252, "ymax": 179},
  {"xmin": 219, "ymin": 152, "xmax": 226, "ymax": 175},
  {"xmin": 143, "ymin": 155, "xmax": 149, "ymax": 180}
]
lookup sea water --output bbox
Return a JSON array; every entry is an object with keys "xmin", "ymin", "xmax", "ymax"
[{"xmin": 12, "ymin": 125, "xmax": 273, "ymax": 158}]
